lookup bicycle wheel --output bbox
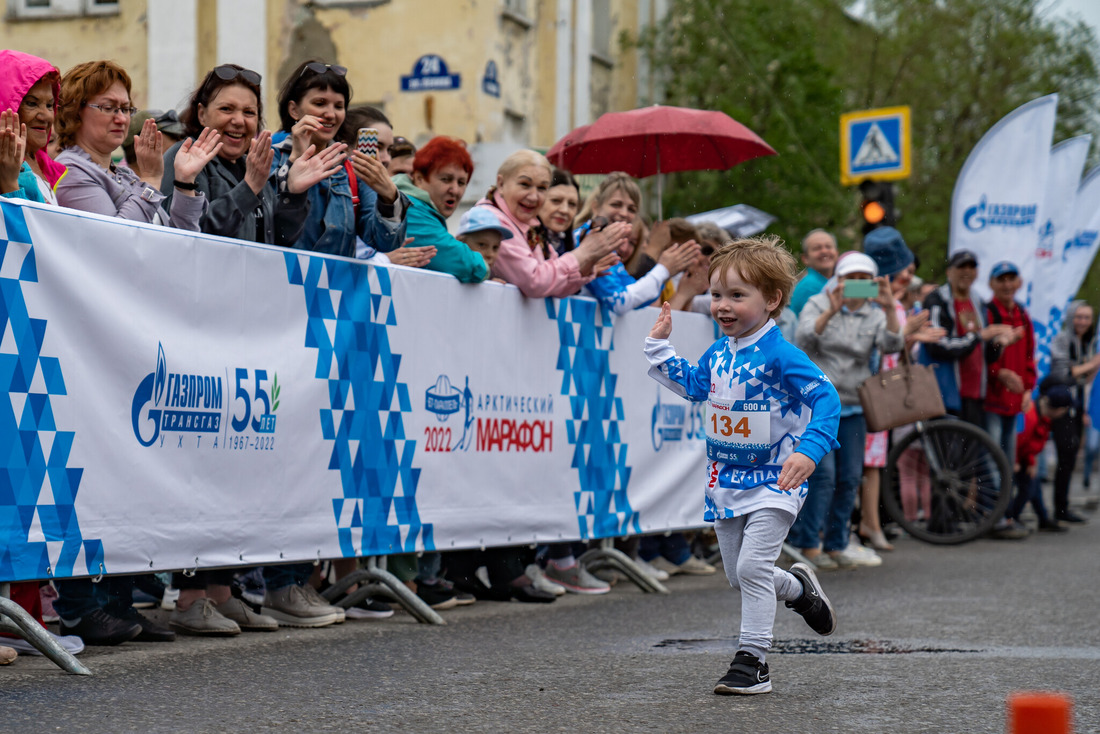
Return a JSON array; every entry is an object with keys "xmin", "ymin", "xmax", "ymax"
[{"xmin": 882, "ymin": 418, "xmax": 1012, "ymax": 544}]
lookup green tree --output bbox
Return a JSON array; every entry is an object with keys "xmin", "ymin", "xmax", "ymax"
[{"xmin": 631, "ymin": 0, "xmax": 1100, "ymax": 286}]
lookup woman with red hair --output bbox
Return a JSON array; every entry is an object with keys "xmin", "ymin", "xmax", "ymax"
[{"xmin": 392, "ymin": 136, "xmax": 488, "ymax": 282}]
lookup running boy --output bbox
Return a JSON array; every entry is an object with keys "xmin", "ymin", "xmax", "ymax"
[{"xmin": 645, "ymin": 235, "xmax": 841, "ymax": 695}]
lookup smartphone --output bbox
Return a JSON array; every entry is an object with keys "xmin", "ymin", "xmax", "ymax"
[
  {"xmin": 843, "ymin": 279, "xmax": 879, "ymax": 299},
  {"xmin": 357, "ymin": 127, "xmax": 379, "ymax": 158}
]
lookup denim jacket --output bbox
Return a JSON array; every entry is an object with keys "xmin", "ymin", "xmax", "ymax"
[{"xmin": 270, "ymin": 133, "xmax": 407, "ymax": 257}]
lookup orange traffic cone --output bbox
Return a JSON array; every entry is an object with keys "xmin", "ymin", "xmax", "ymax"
[{"xmin": 1007, "ymin": 692, "xmax": 1073, "ymax": 734}]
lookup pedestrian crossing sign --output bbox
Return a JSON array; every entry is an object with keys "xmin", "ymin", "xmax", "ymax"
[{"xmin": 840, "ymin": 106, "xmax": 910, "ymax": 186}]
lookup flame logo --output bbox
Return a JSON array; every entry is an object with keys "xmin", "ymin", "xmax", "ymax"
[{"xmin": 154, "ymin": 343, "xmax": 167, "ymax": 407}]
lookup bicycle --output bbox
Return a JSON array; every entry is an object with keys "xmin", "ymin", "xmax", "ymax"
[{"xmin": 881, "ymin": 417, "xmax": 1013, "ymax": 544}]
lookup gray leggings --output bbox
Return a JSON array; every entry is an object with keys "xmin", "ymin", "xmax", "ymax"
[{"xmin": 714, "ymin": 508, "xmax": 804, "ymax": 662}]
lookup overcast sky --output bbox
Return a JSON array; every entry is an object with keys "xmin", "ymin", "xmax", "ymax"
[{"xmin": 1050, "ymin": 0, "xmax": 1100, "ymax": 33}]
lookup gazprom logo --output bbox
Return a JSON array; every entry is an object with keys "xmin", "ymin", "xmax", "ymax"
[
  {"xmin": 651, "ymin": 386, "xmax": 686, "ymax": 450},
  {"xmin": 1062, "ymin": 230, "xmax": 1097, "ymax": 262},
  {"xmin": 131, "ymin": 342, "xmax": 223, "ymax": 447},
  {"xmin": 963, "ymin": 195, "xmax": 1038, "ymax": 232}
]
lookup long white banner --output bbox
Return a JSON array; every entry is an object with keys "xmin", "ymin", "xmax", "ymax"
[{"xmin": 0, "ymin": 199, "xmax": 715, "ymax": 582}]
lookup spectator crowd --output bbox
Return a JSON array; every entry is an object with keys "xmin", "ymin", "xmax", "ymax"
[{"xmin": 0, "ymin": 51, "xmax": 1094, "ymax": 664}]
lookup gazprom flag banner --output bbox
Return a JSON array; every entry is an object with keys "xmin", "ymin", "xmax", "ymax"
[
  {"xmin": 950, "ymin": 94, "xmax": 1057, "ymax": 301},
  {"xmin": 0, "ymin": 199, "xmax": 716, "ymax": 583},
  {"xmin": 1027, "ymin": 137, "xmax": 1090, "ymax": 380}
]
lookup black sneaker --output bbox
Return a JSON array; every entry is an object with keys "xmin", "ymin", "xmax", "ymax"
[
  {"xmin": 118, "ymin": 608, "xmax": 176, "ymax": 642},
  {"xmin": 714, "ymin": 651, "xmax": 771, "ymax": 695},
  {"xmin": 785, "ymin": 562, "xmax": 837, "ymax": 636},
  {"xmin": 344, "ymin": 598, "xmax": 395, "ymax": 620},
  {"xmin": 59, "ymin": 608, "xmax": 142, "ymax": 646},
  {"xmin": 435, "ymin": 578, "xmax": 476, "ymax": 606},
  {"xmin": 1038, "ymin": 518, "xmax": 1069, "ymax": 533},
  {"xmin": 1057, "ymin": 511, "xmax": 1087, "ymax": 525},
  {"xmin": 415, "ymin": 582, "xmax": 459, "ymax": 610}
]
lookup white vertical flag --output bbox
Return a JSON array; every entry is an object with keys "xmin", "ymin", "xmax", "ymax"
[
  {"xmin": 1026, "ymin": 136, "xmax": 1091, "ymax": 380},
  {"xmin": 950, "ymin": 95, "xmax": 1058, "ymax": 300}
]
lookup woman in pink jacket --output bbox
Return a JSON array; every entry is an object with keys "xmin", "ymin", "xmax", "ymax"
[{"xmin": 471, "ymin": 149, "xmax": 625, "ymax": 297}]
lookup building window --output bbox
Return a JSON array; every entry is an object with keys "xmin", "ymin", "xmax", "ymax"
[
  {"xmin": 501, "ymin": 0, "xmax": 532, "ymax": 28},
  {"xmin": 7, "ymin": 0, "xmax": 119, "ymax": 19},
  {"xmin": 591, "ymin": 0, "xmax": 613, "ymax": 62}
]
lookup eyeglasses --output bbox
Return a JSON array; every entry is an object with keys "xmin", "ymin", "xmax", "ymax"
[
  {"xmin": 86, "ymin": 102, "xmax": 138, "ymax": 117},
  {"xmin": 296, "ymin": 62, "xmax": 347, "ymax": 81},
  {"xmin": 213, "ymin": 64, "xmax": 262, "ymax": 85}
]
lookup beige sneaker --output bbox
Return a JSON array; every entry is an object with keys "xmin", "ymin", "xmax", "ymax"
[
  {"xmin": 261, "ymin": 585, "xmax": 339, "ymax": 628},
  {"xmin": 675, "ymin": 556, "xmax": 718, "ymax": 575},
  {"xmin": 300, "ymin": 584, "xmax": 346, "ymax": 623},
  {"xmin": 216, "ymin": 597, "xmax": 279, "ymax": 631},
  {"xmin": 168, "ymin": 598, "xmax": 241, "ymax": 636},
  {"xmin": 0, "ymin": 645, "xmax": 16, "ymax": 665}
]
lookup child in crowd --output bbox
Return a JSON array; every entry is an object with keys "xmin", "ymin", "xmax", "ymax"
[
  {"xmin": 1004, "ymin": 379, "xmax": 1074, "ymax": 532},
  {"xmin": 455, "ymin": 206, "xmax": 511, "ymax": 273},
  {"xmin": 645, "ymin": 235, "xmax": 841, "ymax": 695}
]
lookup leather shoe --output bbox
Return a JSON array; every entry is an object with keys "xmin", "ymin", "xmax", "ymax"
[
  {"xmin": 1038, "ymin": 518, "xmax": 1068, "ymax": 533},
  {"xmin": 510, "ymin": 584, "xmax": 556, "ymax": 603},
  {"xmin": 120, "ymin": 609, "xmax": 176, "ymax": 642},
  {"xmin": 1056, "ymin": 511, "xmax": 1088, "ymax": 525}
]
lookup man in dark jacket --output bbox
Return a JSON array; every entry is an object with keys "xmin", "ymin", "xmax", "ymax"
[{"xmin": 920, "ymin": 250, "xmax": 1019, "ymax": 426}]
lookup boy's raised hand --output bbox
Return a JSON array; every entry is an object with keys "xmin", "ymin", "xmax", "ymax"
[
  {"xmin": 777, "ymin": 452, "xmax": 816, "ymax": 491},
  {"xmin": 650, "ymin": 302, "xmax": 673, "ymax": 340}
]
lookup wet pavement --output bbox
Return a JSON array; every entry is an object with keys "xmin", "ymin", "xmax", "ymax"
[{"xmin": 2, "ymin": 493, "xmax": 1099, "ymax": 733}]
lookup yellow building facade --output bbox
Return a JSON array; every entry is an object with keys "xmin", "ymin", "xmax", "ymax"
[{"xmin": 2, "ymin": 0, "xmax": 668, "ymax": 190}]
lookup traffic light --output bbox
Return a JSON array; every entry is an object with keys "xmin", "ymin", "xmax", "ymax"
[{"xmin": 859, "ymin": 179, "xmax": 895, "ymax": 234}]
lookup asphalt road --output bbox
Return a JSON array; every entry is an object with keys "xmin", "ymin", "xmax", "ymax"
[{"xmin": 3, "ymin": 496, "xmax": 1100, "ymax": 733}]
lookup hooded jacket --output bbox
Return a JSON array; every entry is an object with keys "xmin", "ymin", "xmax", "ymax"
[
  {"xmin": 392, "ymin": 173, "xmax": 487, "ymax": 283},
  {"xmin": 1049, "ymin": 299, "xmax": 1097, "ymax": 407},
  {"xmin": 473, "ymin": 188, "xmax": 591, "ymax": 298},
  {"xmin": 0, "ymin": 50, "xmax": 67, "ymax": 197}
]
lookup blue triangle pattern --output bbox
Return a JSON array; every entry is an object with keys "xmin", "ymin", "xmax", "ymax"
[
  {"xmin": 547, "ymin": 297, "xmax": 635, "ymax": 540},
  {"xmin": 287, "ymin": 257, "xmax": 432, "ymax": 557},
  {"xmin": 0, "ymin": 204, "xmax": 97, "ymax": 581}
]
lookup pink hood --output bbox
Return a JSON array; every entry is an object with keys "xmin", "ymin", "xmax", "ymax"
[{"xmin": 0, "ymin": 49, "xmax": 67, "ymax": 189}]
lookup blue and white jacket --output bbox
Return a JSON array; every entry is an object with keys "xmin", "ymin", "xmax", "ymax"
[
  {"xmin": 645, "ymin": 321, "xmax": 841, "ymax": 520},
  {"xmin": 585, "ymin": 261, "xmax": 669, "ymax": 314}
]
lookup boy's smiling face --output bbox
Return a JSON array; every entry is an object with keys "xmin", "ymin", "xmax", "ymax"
[
  {"xmin": 461, "ymin": 230, "xmax": 502, "ymax": 270},
  {"xmin": 710, "ymin": 265, "xmax": 780, "ymax": 340}
]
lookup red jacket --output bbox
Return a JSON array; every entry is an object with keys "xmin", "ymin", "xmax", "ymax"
[
  {"xmin": 1015, "ymin": 405, "xmax": 1051, "ymax": 470},
  {"xmin": 984, "ymin": 298, "xmax": 1036, "ymax": 416}
]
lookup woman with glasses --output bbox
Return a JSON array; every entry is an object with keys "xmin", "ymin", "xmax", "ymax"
[
  {"xmin": 54, "ymin": 60, "xmax": 221, "ymax": 230},
  {"xmin": 271, "ymin": 60, "xmax": 407, "ymax": 258},
  {"xmin": 161, "ymin": 63, "xmax": 345, "ymax": 248}
]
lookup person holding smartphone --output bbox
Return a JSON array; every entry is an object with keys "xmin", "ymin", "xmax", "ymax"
[{"xmin": 789, "ymin": 252, "xmax": 904, "ymax": 569}]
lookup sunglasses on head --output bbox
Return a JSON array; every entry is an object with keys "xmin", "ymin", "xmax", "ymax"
[
  {"xmin": 213, "ymin": 65, "xmax": 262, "ymax": 85},
  {"xmin": 297, "ymin": 62, "xmax": 348, "ymax": 81}
]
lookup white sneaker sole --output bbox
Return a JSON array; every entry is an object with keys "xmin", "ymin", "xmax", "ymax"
[
  {"xmin": 714, "ymin": 680, "xmax": 772, "ymax": 695},
  {"xmin": 261, "ymin": 607, "xmax": 338, "ymax": 628}
]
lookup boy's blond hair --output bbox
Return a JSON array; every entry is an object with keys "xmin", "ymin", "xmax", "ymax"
[{"xmin": 708, "ymin": 235, "xmax": 797, "ymax": 319}]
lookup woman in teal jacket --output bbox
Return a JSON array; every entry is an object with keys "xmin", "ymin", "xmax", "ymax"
[{"xmin": 392, "ymin": 136, "xmax": 487, "ymax": 283}]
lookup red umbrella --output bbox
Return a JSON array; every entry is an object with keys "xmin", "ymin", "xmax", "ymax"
[{"xmin": 546, "ymin": 105, "xmax": 775, "ymax": 218}]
